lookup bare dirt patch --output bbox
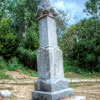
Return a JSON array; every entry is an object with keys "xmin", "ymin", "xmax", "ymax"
[
  {"xmin": 74, "ymin": 82, "xmax": 100, "ymax": 100},
  {"xmin": 0, "ymin": 71, "xmax": 100, "ymax": 100}
]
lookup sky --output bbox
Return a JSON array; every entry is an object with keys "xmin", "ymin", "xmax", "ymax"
[{"xmin": 50, "ymin": 0, "xmax": 88, "ymax": 25}]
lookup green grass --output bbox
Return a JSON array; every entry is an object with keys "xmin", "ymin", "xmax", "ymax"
[
  {"xmin": 69, "ymin": 82, "xmax": 100, "ymax": 88},
  {"xmin": 64, "ymin": 65, "xmax": 100, "ymax": 79},
  {"xmin": 0, "ymin": 56, "xmax": 100, "ymax": 79},
  {"xmin": 79, "ymin": 72, "xmax": 100, "ymax": 78},
  {"xmin": 0, "ymin": 70, "xmax": 11, "ymax": 79},
  {"xmin": 20, "ymin": 69, "xmax": 38, "ymax": 77},
  {"xmin": 0, "ymin": 56, "xmax": 38, "ymax": 79},
  {"xmin": 65, "ymin": 71, "xmax": 100, "ymax": 79},
  {"xmin": 0, "ymin": 82, "xmax": 34, "ymax": 85},
  {"xmin": 0, "ymin": 68, "xmax": 38, "ymax": 80}
]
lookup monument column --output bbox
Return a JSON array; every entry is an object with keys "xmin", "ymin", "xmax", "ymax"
[{"xmin": 32, "ymin": 0, "xmax": 74, "ymax": 100}]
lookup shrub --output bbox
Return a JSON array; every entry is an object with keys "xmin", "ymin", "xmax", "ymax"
[
  {"xmin": 0, "ymin": 18, "xmax": 18, "ymax": 60},
  {"xmin": 8, "ymin": 57, "xmax": 24, "ymax": 71},
  {"xmin": 17, "ymin": 47, "xmax": 37, "ymax": 70},
  {"xmin": 0, "ymin": 33, "xmax": 18, "ymax": 59},
  {"xmin": 0, "ymin": 56, "xmax": 7, "ymax": 70},
  {"xmin": 17, "ymin": 27, "xmax": 39, "ymax": 70}
]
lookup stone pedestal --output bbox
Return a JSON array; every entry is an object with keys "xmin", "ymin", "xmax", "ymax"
[
  {"xmin": 32, "ymin": 89, "xmax": 73, "ymax": 100},
  {"xmin": 32, "ymin": 47, "xmax": 74, "ymax": 100},
  {"xmin": 32, "ymin": 0, "xmax": 74, "ymax": 100}
]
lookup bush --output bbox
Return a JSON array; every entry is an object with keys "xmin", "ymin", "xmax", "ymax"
[
  {"xmin": 0, "ymin": 70, "xmax": 11, "ymax": 79},
  {"xmin": 17, "ymin": 47, "xmax": 37, "ymax": 70},
  {"xmin": 0, "ymin": 56, "xmax": 7, "ymax": 70},
  {"xmin": 24, "ymin": 27, "xmax": 39, "ymax": 50},
  {"xmin": 17, "ymin": 27, "xmax": 39, "ymax": 70},
  {"xmin": 63, "ymin": 58, "xmax": 81, "ymax": 73},
  {"xmin": 7, "ymin": 57, "xmax": 24, "ymax": 71},
  {"xmin": 62, "ymin": 18, "xmax": 100, "ymax": 73},
  {"xmin": 0, "ymin": 18, "xmax": 18, "ymax": 60},
  {"xmin": 0, "ymin": 56, "xmax": 38, "ymax": 78},
  {"xmin": 0, "ymin": 33, "xmax": 18, "ymax": 59}
]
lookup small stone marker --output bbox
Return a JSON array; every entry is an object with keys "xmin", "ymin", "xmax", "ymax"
[
  {"xmin": 0, "ymin": 90, "xmax": 11, "ymax": 98},
  {"xmin": 32, "ymin": 0, "xmax": 74, "ymax": 100}
]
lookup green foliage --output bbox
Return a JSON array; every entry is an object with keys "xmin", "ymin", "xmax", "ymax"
[
  {"xmin": 17, "ymin": 27, "xmax": 39, "ymax": 70},
  {"xmin": 0, "ymin": 56, "xmax": 7, "ymax": 69},
  {"xmin": 61, "ymin": 0, "xmax": 100, "ymax": 73},
  {"xmin": 0, "ymin": 18, "xmax": 18, "ymax": 60},
  {"xmin": 0, "ymin": 0, "xmax": 39, "ymax": 71},
  {"xmin": 0, "ymin": 0, "xmax": 7, "ymax": 19},
  {"xmin": 7, "ymin": 57, "xmax": 24, "ymax": 71},
  {"xmin": 56, "ymin": 10, "xmax": 69, "ymax": 39},
  {"xmin": 0, "ymin": 70, "xmax": 11, "ymax": 79},
  {"xmin": 62, "ymin": 17, "xmax": 100, "ymax": 73},
  {"xmin": 84, "ymin": 0, "xmax": 100, "ymax": 16},
  {"xmin": 63, "ymin": 58, "xmax": 81, "ymax": 73},
  {"xmin": 0, "ymin": 33, "xmax": 18, "ymax": 59},
  {"xmin": 23, "ymin": 26, "xmax": 39, "ymax": 50},
  {"xmin": 10, "ymin": 0, "xmax": 39, "ymax": 36},
  {"xmin": 0, "ymin": 56, "xmax": 38, "ymax": 78},
  {"xmin": 0, "ymin": 0, "xmax": 100, "ymax": 76},
  {"xmin": 17, "ymin": 47, "xmax": 37, "ymax": 70}
]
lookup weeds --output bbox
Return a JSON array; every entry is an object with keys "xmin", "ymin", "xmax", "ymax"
[{"xmin": 0, "ymin": 56, "xmax": 37, "ymax": 79}]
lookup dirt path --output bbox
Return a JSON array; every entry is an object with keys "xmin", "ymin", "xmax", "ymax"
[
  {"xmin": 74, "ymin": 82, "xmax": 100, "ymax": 100},
  {"xmin": 0, "ymin": 80, "xmax": 100, "ymax": 100},
  {"xmin": 0, "ymin": 71, "xmax": 100, "ymax": 100}
]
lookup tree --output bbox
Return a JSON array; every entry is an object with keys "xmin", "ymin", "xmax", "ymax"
[
  {"xmin": 9, "ymin": 0, "xmax": 39, "ymax": 37},
  {"xmin": 84, "ymin": 0, "xmax": 100, "ymax": 17},
  {"xmin": 0, "ymin": 0, "xmax": 7, "ymax": 19},
  {"xmin": 60, "ymin": 0, "xmax": 100, "ymax": 73},
  {"xmin": 61, "ymin": 25, "xmax": 77, "ymax": 59},
  {"xmin": 56, "ymin": 10, "xmax": 69, "ymax": 38},
  {"xmin": 0, "ymin": 18, "xmax": 18, "ymax": 60},
  {"xmin": 65, "ymin": 18, "xmax": 100, "ymax": 73}
]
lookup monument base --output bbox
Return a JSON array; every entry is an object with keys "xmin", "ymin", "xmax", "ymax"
[
  {"xmin": 32, "ymin": 88, "xmax": 74, "ymax": 100},
  {"xmin": 35, "ymin": 78, "xmax": 69, "ymax": 92}
]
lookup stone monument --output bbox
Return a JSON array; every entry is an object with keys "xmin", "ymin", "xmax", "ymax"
[{"xmin": 32, "ymin": 0, "xmax": 74, "ymax": 100}]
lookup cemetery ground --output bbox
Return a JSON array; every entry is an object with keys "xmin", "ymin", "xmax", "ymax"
[{"xmin": 0, "ymin": 71, "xmax": 100, "ymax": 100}]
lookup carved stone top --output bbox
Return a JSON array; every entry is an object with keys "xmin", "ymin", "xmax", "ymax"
[{"xmin": 36, "ymin": 0, "xmax": 57, "ymax": 19}]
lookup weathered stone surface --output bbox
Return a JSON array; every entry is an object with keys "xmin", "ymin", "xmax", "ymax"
[
  {"xmin": 0, "ymin": 90, "xmax": 11, "ymax": 98},
  {"xmin": 39, "ymin": 17, "xmax": 58, "ymax": 48},
  {"xmin": 37, "ymin": 47, "xmax": 64, "ymax": 79},
  {"xmin": 36, "ymin": 0, "xmax": 57, "ymax": 19},
  {"xmin": 35, "ymin": 78, "xmax": 69, "ymax": 92},
  {"xmin": 32, "ymin": 88, "xmax": 74, "ymax": 100},
  {"xmin": 32, "ymin": 0, "xmax": 74, "ymax": 99}
]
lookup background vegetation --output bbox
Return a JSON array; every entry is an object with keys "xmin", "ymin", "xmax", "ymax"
[{"xmin": 0, "ymin": 0, "xmax": 100, "ymax": 77}]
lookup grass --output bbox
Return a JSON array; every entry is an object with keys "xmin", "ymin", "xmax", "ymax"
[
  {"xmin": 0, "ymin": 70, "xmax": 11, "ymax": 79},
  {"xmin": 19, "ymin": 68, "xmax": 38, "ymax": 77},
  {"xmin": 64, "ymin": 64, "xmax": 100, "ymax": 79},
  {"xmin": 69, "ymin": 82, "xmax": 100, "ymax": 88},
  {"xmin": 79, "ymin": 72, "xmax": 100, "ymax": 78},
  {"xmin": 0, "ymin": 68, "xmax": 38, "ymax": 80},
  {"xmin": 65, "ymin": 72, "xmax": 100, "ymax": 79},
  {"xmin": 0, "ymin": 56, "xmax": 100, "ymax": 80},
  {"xmin": 0, "ymin": 56, "xmax": 38, "ymax": 80},
  {"xmin": 0, "ymin": 82, "xmax": 34, "ymax": 85}
]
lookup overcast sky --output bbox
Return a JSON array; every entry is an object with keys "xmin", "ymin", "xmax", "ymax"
[{"xmin": 50, "ymin": 0, "xmax": 88, "ymax": 25}]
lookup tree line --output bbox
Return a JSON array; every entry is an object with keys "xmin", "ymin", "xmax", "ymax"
[{"xmin": 0, "ymin": 0, "xmax": 100, "ymax": 73}]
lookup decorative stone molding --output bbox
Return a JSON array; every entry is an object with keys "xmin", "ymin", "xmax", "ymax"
[{"xmin": 36, "ymin": 0, "xmax": 57, "ymax": 19}]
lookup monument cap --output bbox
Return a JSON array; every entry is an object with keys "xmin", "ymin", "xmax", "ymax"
[{"xmin": 36, "ymin": 0, "xmax": 57, "ymax": 19}]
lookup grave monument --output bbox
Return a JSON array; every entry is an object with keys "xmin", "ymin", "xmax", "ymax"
[{"xmin": 32, "ymin": 0, "xmax": 74, "ymax": 99}]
